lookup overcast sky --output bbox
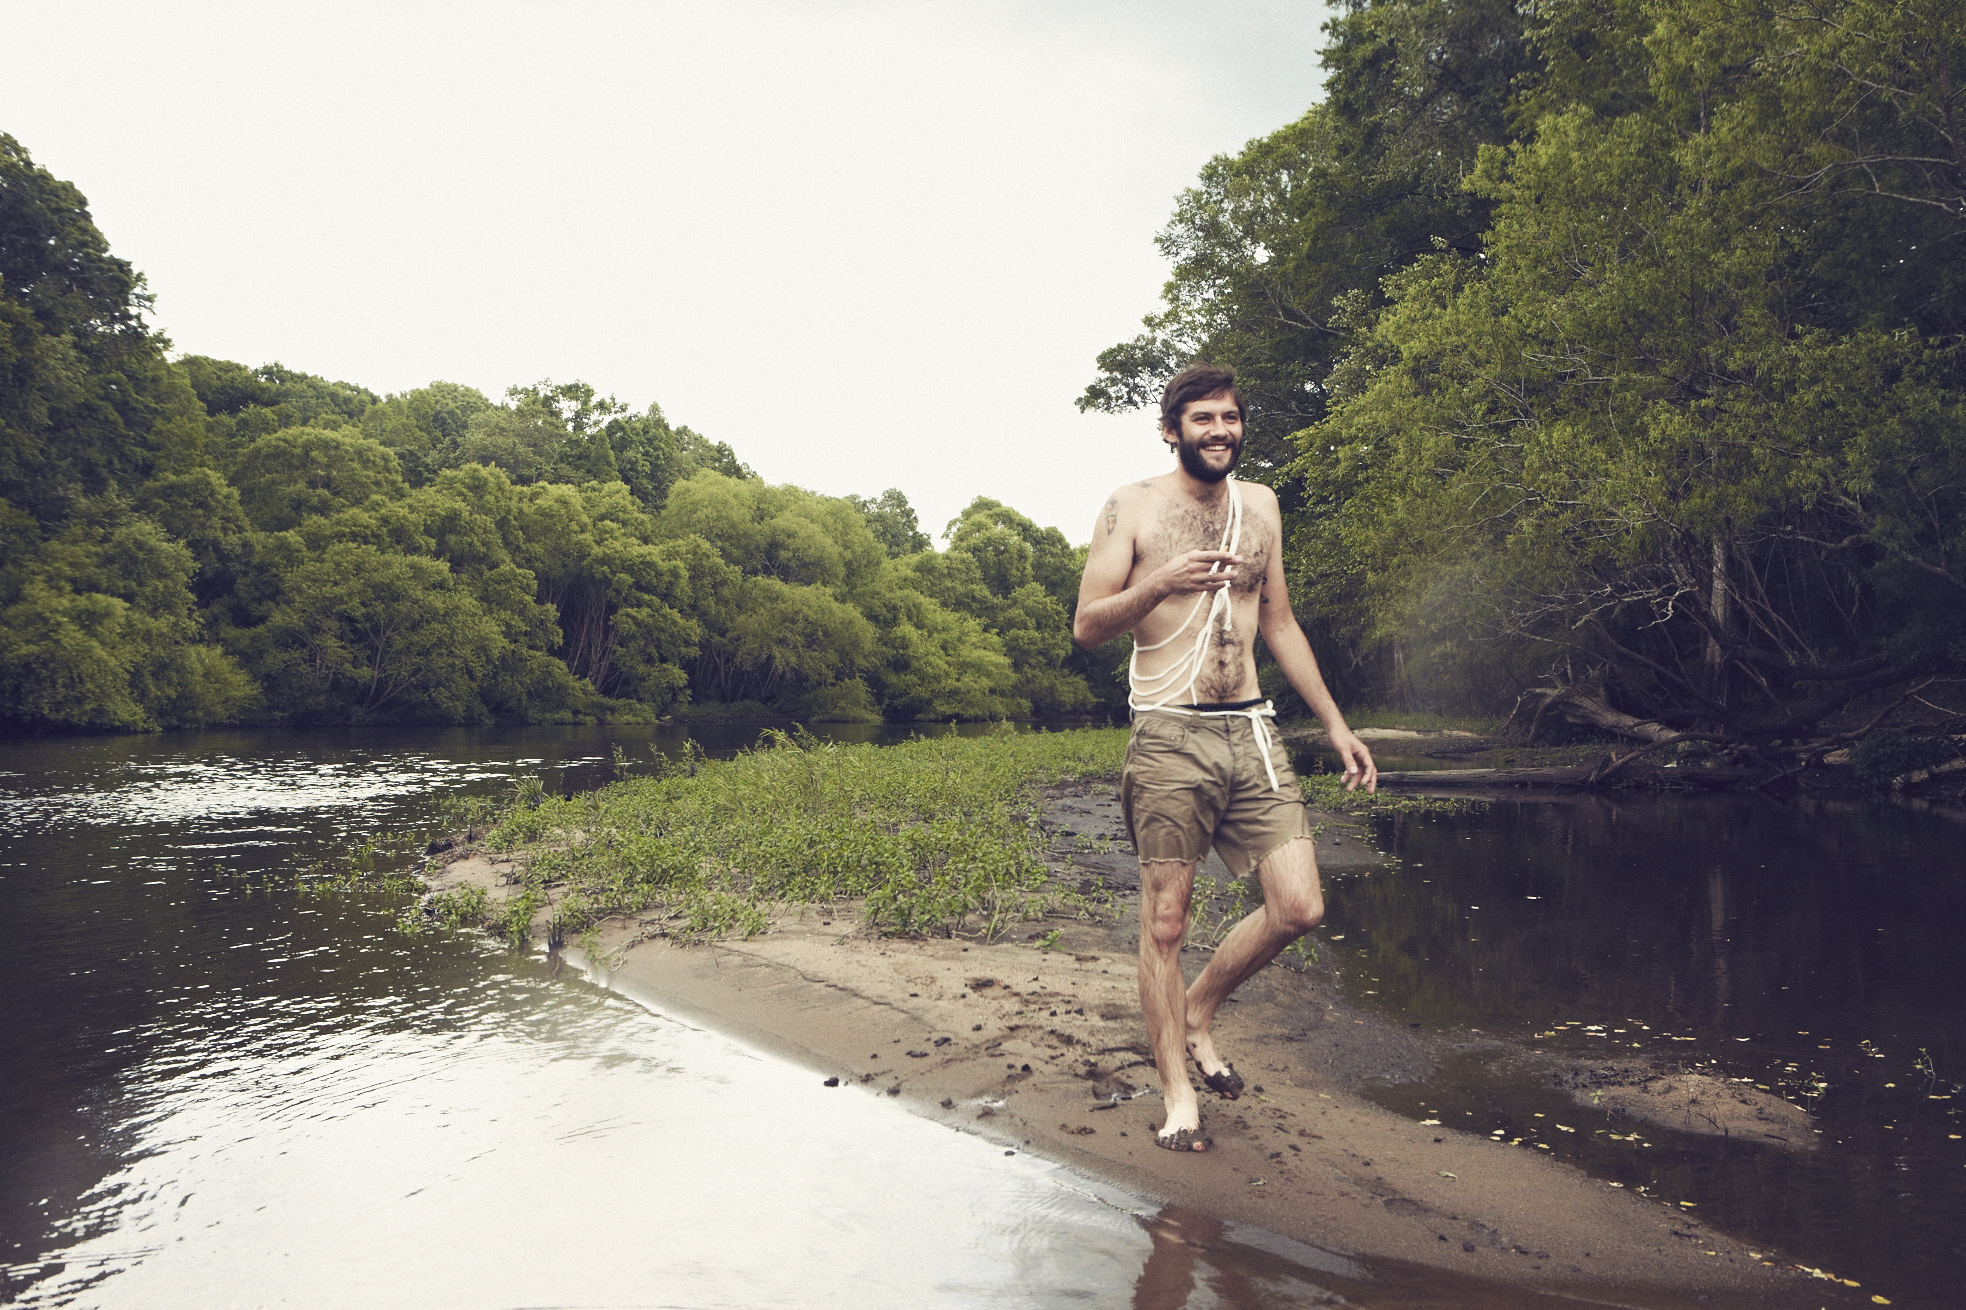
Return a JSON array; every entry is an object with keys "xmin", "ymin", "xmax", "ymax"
[{"xmin": 4, "ymin": 1, "xmax": 1329, "ymax": 544}]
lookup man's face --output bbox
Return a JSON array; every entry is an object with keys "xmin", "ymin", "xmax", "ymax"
[{"xmin": 1168, "ymin": 392, "xmax": 1243, "ymax": 483}]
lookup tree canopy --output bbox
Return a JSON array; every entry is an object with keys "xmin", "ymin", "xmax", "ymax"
[
  {"xmin": 1084, "ymin": 0, "xmax": 1965, "ymax": 761},
  {"xmin": 0, "ymin": 135, "xmax": 1099, "ymax": 732}
]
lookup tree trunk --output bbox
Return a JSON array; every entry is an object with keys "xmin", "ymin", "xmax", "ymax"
[
  {"xmin": 1705, "ymin": 536, "xmax": 1731, "ymax": 706},
  {"xmin": 1517, "ymin": 683, "xmax": 1679, "ymax": 744}
]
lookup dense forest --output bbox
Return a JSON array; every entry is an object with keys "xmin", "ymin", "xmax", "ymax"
[
  {"xmin": 0, "ymin": 132, "xmax": 1121, "ymax": 731},
  {"xmin": 8, "ymin": 0, "xmax": 1961, "ymax": 757},
  {"xmin": 1086, "ymin": 0, "xmax": 1964, "ymax": 767}
]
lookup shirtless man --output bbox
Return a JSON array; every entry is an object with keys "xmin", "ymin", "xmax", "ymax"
[{"xmin": 1073, "ymin": 363, "xmax": 1377, "ymax": 1153}]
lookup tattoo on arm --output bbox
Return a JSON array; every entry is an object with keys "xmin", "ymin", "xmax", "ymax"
[{"xmin": 1103, "ymin": 497, "xmax": 1118, "ymax": 536}]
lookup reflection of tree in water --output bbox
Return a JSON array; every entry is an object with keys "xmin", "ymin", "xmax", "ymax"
[
  {"xmin": 1130, "ymin": 1203, "xmax": 1593, "ymax": 1309},
  {"xmin": 1707, "ymin": 864, "xmax": 1732, "ymax": 1026},
  {"xmin": 1132, "ymin": 1207, "xmax": 1274, "ymax": 1310}
]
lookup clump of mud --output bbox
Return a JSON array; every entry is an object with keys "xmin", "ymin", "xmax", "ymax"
[{"xmin": 1555, "ymin": 1065, "xmax": 1818, "ymax": 1151}]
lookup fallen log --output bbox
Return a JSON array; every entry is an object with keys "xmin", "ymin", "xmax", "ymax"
[
  {"xmin": 1893, "ymin": 756, "xmax": 1966, "ymax": 790},
  {"xmin": 1377, "ymin": 761, "xmax": 1768, "ymax": 791},
  {"xmin": 1518, "ymin": 684, "xmax": 1680, "ymax": 745}
]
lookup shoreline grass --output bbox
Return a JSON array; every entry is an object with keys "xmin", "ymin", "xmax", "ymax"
[
  {"xmin": 409, "ymin": 723, "xmax": 1472, "ymax": 947},
  {"xmin": 468, "ymin": 725, "xmax": 1129, "ymax": 945}
]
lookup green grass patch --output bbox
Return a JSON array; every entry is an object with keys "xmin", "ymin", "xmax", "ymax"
[
  {"xmin": 486, "ymin": 724, "xmax": 1129, "ymax": 944},
  {"xmin": 457, "ymin": 722, "xmax": 1463, "ymax": 947},
  {"xmin": 1298, "ymin": 771, "xmax": 1480, "ymax": 817}
]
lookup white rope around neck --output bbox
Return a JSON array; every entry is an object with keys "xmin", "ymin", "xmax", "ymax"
[{"xmin": 1128, "ymin": 475, "xmax": 1243, "ymax": 712}]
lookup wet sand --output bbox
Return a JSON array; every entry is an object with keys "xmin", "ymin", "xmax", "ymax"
[{"xmin": 425, "ymin": 781, "xmax": 1862, "ymax": 1309}]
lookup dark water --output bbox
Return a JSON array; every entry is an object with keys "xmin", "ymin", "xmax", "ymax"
[
  {"xmin": 1314, "ymin": 789, "xmax": 1966, "ymax": 1305},
  {"xmin": 2, "ymin": 724, "xmax": 1555, "ymax": 1310}
]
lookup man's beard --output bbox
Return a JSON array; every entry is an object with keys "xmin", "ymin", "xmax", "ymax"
[{"xmin": 1176, "ymin": 435, "xmax": 1241, "ymax": 483}]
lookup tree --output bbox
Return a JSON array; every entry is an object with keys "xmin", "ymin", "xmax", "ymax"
[
  {"xmin": 1291, "ymin": 0, "xmax": 1966, "ymax": 758},
  {"xmin": 859, "ymin": 571, "xmax": 1025, "ymax": 720},
  {"xmin": 244, "ymin": 543, "xmax": 504, "ymax": 722},
  {"xmin": 180, "ymin": 357, "xmax": 379, "ymax": 428},
  {"xmin": 229, "ymin": 427, "xmax": 408, "ymax": 531},
  {"xmin": 133, "ymin": 468, "xmax": 252, "ymax": 604},
  {"xmin": 659, "ymin": 472, "xmax": 886, "ymax": 593},
  {"xmin": 603, "ymin": 404, "xmax": 685, "ymax": 511},
  {"xmin": 1, "ymin": 506, "xmax": 256, "ymax": 729},
  {"xmin": 849, "ymin": 487, "xmax": 932, "ymax": 556},
  {"xmin": 1, "ymin": 135, "xmax": 208, "ymax": 522},
  {"xmin": 358, "ymin": 381, "xmax": 496, "ymax": 486},
  {"xmin": 1077, "ymin": 0, "xmax": 1535, "ymax": 481},
  {"xmin": 922, "ymin": 497, "xmax": 1096, "ymax": 712}
]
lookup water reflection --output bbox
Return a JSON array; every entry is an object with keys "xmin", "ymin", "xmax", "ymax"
[
  {"xmin": 16, "ymin": 725, "xmax": 1944, "ymax": 1305},
  {"xmin": 1333, "ymin": 791, "xmax": 1966, "ymax": 1304},
  {"xmin": 1133, "ymin": 1208, "xmax": 1355, "ymax": 1308},
  {"xmin": 3, "ymin": 724, "xmax": 1528, "ymax": 1310},
  {"xmin": 15, "ymin": 951, "xmax": 1161, "ymax": 1308}
]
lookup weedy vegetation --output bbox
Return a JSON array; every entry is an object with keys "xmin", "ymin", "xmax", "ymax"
[
  {"xmin": 1297, "ymin": 770, "xmax": 1482, "ymax": 818},
  {"xmin": 238, "ymin": 830, "xmax": 427, "ymax": 899},
  {"xmin": 398, "ymin": 725, "xmax": 1472, "ymax": 948},
  {"xmin": 435, "ymin": 725, "xmax": 1132, "ymax": 946}
]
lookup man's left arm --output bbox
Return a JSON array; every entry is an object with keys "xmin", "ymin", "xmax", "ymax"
[{"xmin": 1253, "ymin": 494, "xmax": 1377, "ymax": 793}]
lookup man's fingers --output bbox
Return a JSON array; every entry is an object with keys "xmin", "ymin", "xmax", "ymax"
[
  {"xmin": 1170, "ymin": 555, "xmax": 1238, "ymax": 593},
  {"xmin": 1339, "ymin": 742, "xmax": 1377, "ymax": 793}
]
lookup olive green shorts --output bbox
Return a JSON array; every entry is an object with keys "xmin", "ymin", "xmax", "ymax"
[{"xmin": 1119, "ymin": 710, "xmax": 1312, "ymax": 878}]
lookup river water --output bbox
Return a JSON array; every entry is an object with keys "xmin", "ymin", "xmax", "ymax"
[
  {"xmin": 1298, "ymin": 746, "xmax": 1966, "ymax": 1305},
  {"xmin": 5, "ymin": 725, "xmax": 1960, "ymax": 1307},
  {"xmin": 1, "ymin": 724, "xmax": 1504, "ymax": 1310}
]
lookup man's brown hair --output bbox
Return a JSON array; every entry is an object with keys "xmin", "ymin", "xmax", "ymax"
[{"xmin": 1158, "ymin": 363, "xmax": 1246, "ymax": 436}]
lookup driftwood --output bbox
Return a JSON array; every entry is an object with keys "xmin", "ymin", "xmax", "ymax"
[
  {"xmin": 1515, "ymin": 681, "xmax": 1684, "ymax": 746},
  {"xmin": 1894, "ymin": 756, "xmax": 1966, "ymax": 790},
  {"xmin": 1378, "ymin": 761, "xmax": 1765, "ymax": 791}
]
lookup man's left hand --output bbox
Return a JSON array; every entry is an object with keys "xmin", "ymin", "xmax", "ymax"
[{"xmin": 1330, "ymin": 731, "xmax": 1377, "ymax": 793}]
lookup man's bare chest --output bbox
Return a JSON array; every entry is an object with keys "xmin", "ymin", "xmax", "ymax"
[{"xmin": 1137, "ymin": 496, "xmax": 1270, "ymax": 596}]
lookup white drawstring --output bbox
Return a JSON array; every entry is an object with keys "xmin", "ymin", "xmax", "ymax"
[{"xmin": 1127, "ymin": 477, "xmax": 1283, "ymax": 791}]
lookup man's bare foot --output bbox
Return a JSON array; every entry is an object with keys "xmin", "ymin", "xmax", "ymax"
[
  {"xmin": 1155, "ymin": 1124, "xmax": 1212, "ymax": 1153},
  {"xmin": 1157, "ymin": 1088, "xmax": 1202, "ymax": 1143},
  {"xmin": 1185, "ymin": 1031, "xmax": 1242, "ymax": 1099}
]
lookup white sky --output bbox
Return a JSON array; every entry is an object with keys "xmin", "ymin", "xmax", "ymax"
[{"xmin": 4, "ymin": 1, "xmax": 1328, "ymax": 545}]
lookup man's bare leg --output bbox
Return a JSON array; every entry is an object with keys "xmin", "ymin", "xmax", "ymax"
[
  {"xmin": 1183, "ymin": 837, "xmax": 1325, "ymax": 1087},
  {"xmin": 1138, "ymin": 857, "xmax": 1207, "ymax": 1148}
]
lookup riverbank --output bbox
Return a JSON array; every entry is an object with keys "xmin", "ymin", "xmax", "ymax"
[{"xmin": 416, "ymin": 746, "xmax": 1867, "ymax": 1308}]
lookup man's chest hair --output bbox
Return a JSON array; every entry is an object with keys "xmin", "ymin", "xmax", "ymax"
[{"xmin": 1138, "ymin": 492, "xmax": 1270, "ymax": 596}]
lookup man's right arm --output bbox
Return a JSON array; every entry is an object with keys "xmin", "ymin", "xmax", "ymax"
[{"xmin": 1073, "ymin": 486, "xmax": 1241, "ymax": 649}]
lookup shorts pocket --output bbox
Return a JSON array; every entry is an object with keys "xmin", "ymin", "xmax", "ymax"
[{"xmin": 1129, "ymin": 714, "xmax": 1190, "ymax": 751}]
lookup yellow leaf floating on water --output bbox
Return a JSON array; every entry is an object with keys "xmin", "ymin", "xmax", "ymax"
[{"xmin": 1873, "ymin": 1296, "xmax": 1892, "ymax": 1305}]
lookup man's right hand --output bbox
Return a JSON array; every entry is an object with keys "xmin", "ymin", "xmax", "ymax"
[{"xmin": 1151, "ymin": 550, "xmax": 1243, "ymax": 598}]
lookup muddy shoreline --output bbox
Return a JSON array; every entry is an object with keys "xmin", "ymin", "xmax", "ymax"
[{"xmin": 420, "ymin": 777, "xmax": 1868, "ymax": 1309}]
